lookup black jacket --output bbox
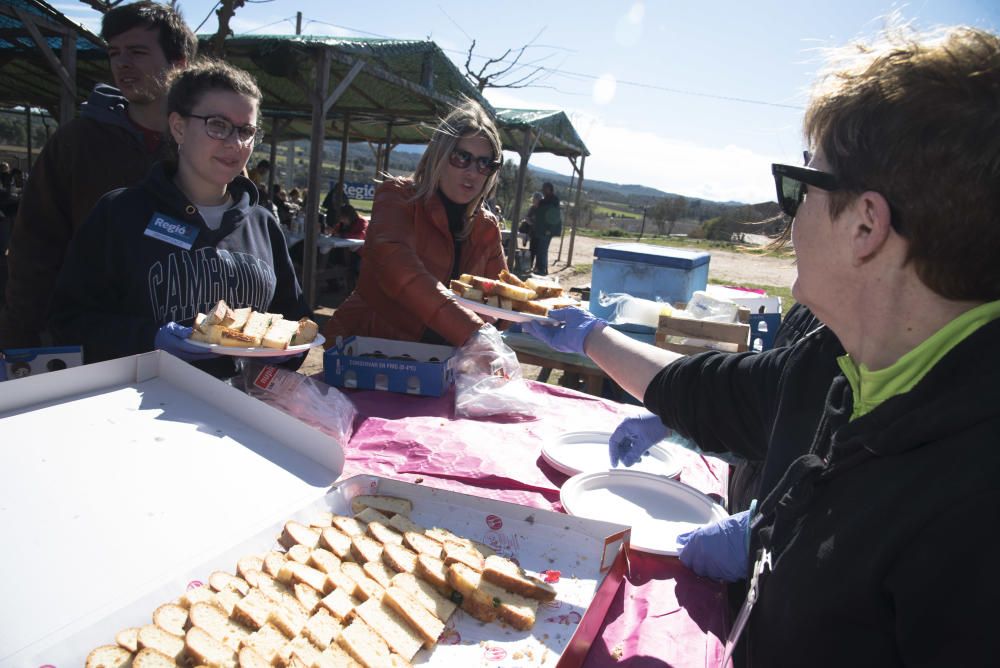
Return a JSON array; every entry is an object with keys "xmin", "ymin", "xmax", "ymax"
[
  {"xmin": 50, "ymin": 162, "xmax": 309, "ymax": 377},
  {"xmin": 645, "ymin": 319, "xmax": 1000, "ymax": 666}
]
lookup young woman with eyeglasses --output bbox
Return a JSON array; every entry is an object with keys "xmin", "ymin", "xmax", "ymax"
[
  {"xmin": 323, "ymin": 100, "xmax": 508, "ymax": 346},
  {"xmin": 49, "ymin": 60, "xmax": 309, "ymax": 377}
]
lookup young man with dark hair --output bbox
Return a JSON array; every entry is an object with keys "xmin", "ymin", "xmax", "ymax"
[
  {"xmin": 0, "ymin": 1, "xmax": 196, "ymax": 348},
  {"xmin": 525, "ymin": 25, "xmax": 1000, "ymax": 665}
]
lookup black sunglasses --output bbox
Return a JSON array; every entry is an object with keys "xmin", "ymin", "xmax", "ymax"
[
  {"xmin": 449, "ymin": 148, "xmax": 502, "ymax": 175},
  {"xmin": 771, "ymin": 163, "xmax": 842, "ymax": 219},
  {"xmin": 186, "ymin": 114, "xmax": 263, "ymax": 147}
]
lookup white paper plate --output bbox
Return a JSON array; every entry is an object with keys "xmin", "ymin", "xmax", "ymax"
[
  {"xmin": 542, "ymin": 430, "xmax": 683, "ymax": 479},
  {"xmin": 453, "ymin": 295, "xmax": 558, "ymax": 324},
  {"xmin": 561, "ymin": 470, "xmax": 729, "ymax": 555},
  {"xmin": 186, "ymin": 334, "xmax": 325, "ymax": 358}
]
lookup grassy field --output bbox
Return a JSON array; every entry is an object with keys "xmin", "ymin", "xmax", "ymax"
[
  {"xmin": 594, "ymin": 204, "xmax": 641, "ymax": 219},
  {"xmin": 573, "ymin": 228, "xmax": 794, "ymax": 259}
]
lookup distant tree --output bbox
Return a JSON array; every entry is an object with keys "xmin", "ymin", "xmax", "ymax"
[
  {"xmin": 648, "ymin": 196, "xmax": 687, "ymax": 236},
  {"xmin": 494, "ymin": 160, "xmax": 536, "ymax": 220},
  {"xmin": 0, "ymin": 117, "xmax": 25, "ymax": 146},
  {"xmin": 207, "ymin": 0, "xmax": 245, "ymax": 57}
]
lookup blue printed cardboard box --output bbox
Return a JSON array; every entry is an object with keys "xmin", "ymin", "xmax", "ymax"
[
  {"xmin": 0, "ymin": 346, "xmax": 83, "ymax": 382},
  {"xmin": 323, "ymin": 336, "xmax": 455, "ymax": 397}
]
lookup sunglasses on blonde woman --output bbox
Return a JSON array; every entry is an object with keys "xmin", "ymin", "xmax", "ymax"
[{"xmin": 449, "ymin": 148, "xmax": 502, "ymax": 175}]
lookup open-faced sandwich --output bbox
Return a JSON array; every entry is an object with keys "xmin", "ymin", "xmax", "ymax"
[{"xmin": 190, "ymin": 300, "xmax": 319, "ymax": 349}]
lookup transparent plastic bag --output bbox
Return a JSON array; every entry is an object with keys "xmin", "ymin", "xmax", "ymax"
[
  {"xmin": 453, "ymin": 325, "xmax": 537, "ymax": 419},
  {"xmin": 232, "ymin": 360, "xmax": 357, "ymax": 444},
  {"xmin": 598, "ymin": 292, "xmax": 672, "ymax": 327}
]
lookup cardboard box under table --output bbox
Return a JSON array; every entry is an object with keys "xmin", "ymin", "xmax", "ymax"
[
  {"xmin": 324, "ymin": 335, "xmax": 455, "ymax": 396},
  {"xmin": 0, "ymin": 351, "xmax": 628, "ymax": 667},
  {"xmin": 588, "ymin": 243, "xmax": 710, "ymax": 321}
]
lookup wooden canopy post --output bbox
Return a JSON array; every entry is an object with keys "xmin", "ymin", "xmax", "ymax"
[
  {"xmin": 303, "ymin": 47, "xmax": 332, "ymax": 308},
  {"xmin": 565, "ymin": 154, "xmax": 586, "ymax": 270},
  {"xmin": 555, "ymin": 157, "xmax": 579, "ymax": 265},
  {"xmin": 382, "ymin": 121, "xmax": 394, "ymax": 176},
  {"xmin": 506, "ymin": 128, "xmax": 536, "ymax": 269},
  {"xmin": 337, "ymin": 112, "xmax": 351, "ymax": 198}
]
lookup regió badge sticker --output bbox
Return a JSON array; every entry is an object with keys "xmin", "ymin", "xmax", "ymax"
[{"xmin": 144, "ymin": 212, "xmax": 198, "ymax": 249}]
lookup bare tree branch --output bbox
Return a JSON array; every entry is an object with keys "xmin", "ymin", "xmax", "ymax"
[{"xmin": 462, "ymin": 30, "xmax": 554, "ymax": 93}]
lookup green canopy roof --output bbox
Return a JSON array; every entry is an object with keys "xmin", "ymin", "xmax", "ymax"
[{"xmin": 495, "ymin": 107, "xmax": 589, "ymax": 158}]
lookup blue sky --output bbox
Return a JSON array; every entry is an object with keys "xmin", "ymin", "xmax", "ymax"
[{"xmin": 57, "ymin": 1, "xmax": 999, "ymax": 203}]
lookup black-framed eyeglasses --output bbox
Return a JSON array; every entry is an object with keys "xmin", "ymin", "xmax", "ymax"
[
  {"xmin": 771, "ymin": 163, "xmax": 842, "ymax": 219},
  {"xmin": 449, "ymin": 148, "xmax": 502, "ymax": 175},
  {"xmin": 186, "ymin": 114, "xmax": 263, "ymax": 147}
]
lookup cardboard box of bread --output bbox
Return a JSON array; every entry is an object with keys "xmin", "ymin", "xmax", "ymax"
[
  {"xmin": 190, "ymin": 299, "xmax": 319, "ymax": 349},
  {"xmin": 450, "ymin": 270, "xmax": 581, "ymax": 317},
  {"xmin": 75, "ymin": 477, "xmax": 629, "ymax": 668}
]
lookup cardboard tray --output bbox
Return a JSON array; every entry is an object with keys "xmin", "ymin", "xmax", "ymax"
[
  {"xmin": 0, "ymin": 352, "xmax": 629, "ymax": 667},
  {"xmin": 0, "ymin": 352, "xmax": 344, "ymax": 666}
]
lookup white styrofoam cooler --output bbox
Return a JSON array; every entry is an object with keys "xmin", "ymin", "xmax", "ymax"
[{"xmin": 0, "ymin": 352, "xmax": 628, "ymax": 667}]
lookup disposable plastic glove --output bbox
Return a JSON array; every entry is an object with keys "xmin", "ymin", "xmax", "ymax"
[
  {"xmin": 676, "ymin": 507, "xmax": 753, "ymax": 582},
  {"xmin": 522, "ymin": 307, "xmax": 606, "ymax": 355},
  {"xmin": 154, "ymin": 322, "xmax": 220, "ymax": 362},
  {"xmin": 609, "ymin": 411, "xmax": 671, "ymax": 467}
]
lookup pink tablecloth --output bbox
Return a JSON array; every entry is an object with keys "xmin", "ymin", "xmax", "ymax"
[{"xmin": 336, "ymin": 379, "xmax": 729, "ymax": 667}]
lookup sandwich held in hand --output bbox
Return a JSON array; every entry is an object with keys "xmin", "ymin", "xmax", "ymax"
[
  {"xmin": 450, "ymin": 271, "xmax": 580, "ymax": 318},
  {"xmin": 190, "ymin": 299, "xmax": 319, "ymax": 349}
]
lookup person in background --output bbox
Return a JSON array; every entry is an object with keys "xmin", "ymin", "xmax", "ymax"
[
  {"xmin": 523, "ymin": 25, "xmax": 1000, "ymax": 666},
  {"xmin": 288, "ymin": 187, "xmax": 304, "ymax": 208},
  {"xmin": 249, "ymin": 158, "xmax": 273, "ymax": 212},
  {"xmin": 532, "ymin": 181, "xmax": 561, "ymax": 275},
  {"xmin": 0, "ymin": 162, "xmax": 11, "ymax": 193},
  {"xmin": 49, "ymin": 60, "xmax": 309, "ymax": 378},
  {"xmin": 322, "ymin": 100, "xmax": 506, "ymax": 346},
  {"xmin": 0, "ymin": 1, "xmax": 195, "ymax": 349},
  {"xmin": 520, "ymin": 191, "xmax": 542, "ymax": 268}
]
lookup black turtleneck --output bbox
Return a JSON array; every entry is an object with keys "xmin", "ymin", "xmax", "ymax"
[{"xmin": 438, "ymin": 190, "xmax": 466, "ymax": 281}]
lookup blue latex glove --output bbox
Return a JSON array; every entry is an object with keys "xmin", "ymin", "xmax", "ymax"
[
  {"xmin": 609, "ymin": 412, "xmax": 671, "ymax": 467},
  {"xmin": 154, "ymin": 322, "xmax": 220, "ymax": 362},
  {"xmin": 521, "ymin": 307, "xmax": 606, "ymax": 355},
  {"xmin": 676, "ymin": 506, "xmax": 754, "ymax": 582}
]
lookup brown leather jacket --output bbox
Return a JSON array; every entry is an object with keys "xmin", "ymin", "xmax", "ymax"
[{"xmin": 323, "ymin": 179, "xmax": 507, "ymax": 347}]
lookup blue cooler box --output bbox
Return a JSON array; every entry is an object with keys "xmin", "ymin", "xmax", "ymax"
[
  {"xmin": 588, "ymin": 243, "xmax": 710, "ymax": 320},
  {"xmin": 324, "ymin": 336, "xmax": 455, "ymax": 397}
]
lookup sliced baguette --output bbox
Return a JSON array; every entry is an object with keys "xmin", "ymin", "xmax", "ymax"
[
  {"xmin": 314, "ymin": 642, "xmax": 363, "ymax": 667},
  {"xmin": 441, "ymin": 542, "xmax": 484, "ymax": 571},
  {"xmin": 279, "ymin": 521, "xmax": 322, "ymax": 550},
  {"xmin": 185, "ymin": 625, "xmax": 237, "ymax": 667},
  {"xmin": 320, "ymin": 527, "xmax": 354, "ymax": 560},
  {"xmin": 294, "ymin": 582, "xmax": 324, "ymax": 614},
  {"xmin": 337, "ymin": 620, "xmax": 395, "ymax": 668},
  {"xmin": 413, "ymin": 555, "xmax": 455, "ymax": 599},
  {"xmin": 362, "ymin": 559, "xmax": 395, "ymax": 588},
  {"xmin": 403, "ymin": 531, "xmax": 442, "ymax": 559},
  {"xmin": 354, "ymin": 599, "xmax": 423, "ymax": 660},
  {"xmin": 349, "ymin": 534, "xmax": 384, "ymax": 564},
  {"xmin": 387, "ymin": 514, "xmax": 425, "ymax": 536},
  {"xmin": 232, "ymin": 589, "xmax": 275, "ymax": 631},
  {"xmin": 381, "ymin": 543, "xmax": 418, "ymax": 575},
  {"xmin": 188, "ymin": 602, "xmax": 251, "ymax": 651},
  {"xmin": 152, "ymin": 602, "xmax": 188, "ymax": 636},
  {"xmin": 352, "ymin": 507, "xmax": 389, "ymax": 525},
  {"xmin": 350, "ymin": 495, "xmax": 412, "ymax": 517},
  {"xmin": 499, "ymin": 269, "xmax": 530, "ymax": 290},
  {"xmin": 115, "ymin": 627, "xmax": 140, "ymax": 653},
  {"xmin": 446, "ymin": 563, "xmax": 538, "ymax": 631},
  {"xmin": 236, "ymin": 555, "xmax": 264, "ymax": 581},
  {"xmin": 208, "ymin": 571, "xmax": 249, "ymax": 596},
  {"xmin": 341, "ymin": 562, "xmax": 385, "ymax": 602},
  {"xmin": 136, "ymin": 624, "xmax": 185, "ymax": 662},
  {"xmin": 303, "ymin": 608, "xmax": 342, "ymax": 650},
  {"xmin": 132, "ymin": 648, "xmax": 177, "ymax": 668},
  {"xmin": 382, "ymin": 585, "xmax": 445, "ymax": 647},
  {"xmin": 308, "ymin": 548, "xmax": 342, "ymax": 575},
  {"xmin": 177, "ymin": 586, "xmax": 217, "ymax": 610},
  {"xmin": 237, "ymin": 646, "xmax": 271, "ymax": 668},
  {"xmin": 287, "ymin": 544, "xmax": 313, "ymax": 564},
  {"xmin": 320, "ymin": 586, "xmax": 360, "ymax": 621},
  {"xmin": 243, "ymin": 623, "xmax": 287, "ymax": 664},
  {"xmin": 390, "ymin": 572, "xmax": 457, "ymax": 622},
  {"xmin": 85, "ymin": 644, "xmax": 133, "ymax": 668},
  {"xmin": 482, "ymin": 554, "xmax": 557, "ymax": 601},
  {"xmin": 280, "ymin": 636, "xmax": 322, "ymax": 667},
  {"xmin": 330, "ymin": 515, "xmax": 365, "ymax": 537},
  {"xmin": 366, "ymin": 521, "xmax": 404, "ymax": 547}
]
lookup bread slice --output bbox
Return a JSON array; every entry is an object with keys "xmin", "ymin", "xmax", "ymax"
[
  {"xmin": 243, "ymin": 623, "xmax": 287, "ymax": 664},
  {"xmin": 446, "ymin": 563, "xmax": 538, "ymax": 631},
  {"xmin": 387, "ymin": 514, "xmax": 425, "ymax": 536},
  {"xmin": 362, "ymin": 559, "xmax": 395, "ymax": 588},
  {"xmin": 402, "ymin": 532, "xmax": 442, "ymax": 559},
  {"xmin": 294, "ymin": 582, "xmax": 323, "ymax": 613},
  {"xmin": 152, "ymin": 602, "xmax": 188, "ymax": 636},
  {"xmin": 280, "ymin": 635, "xmax": 323, "ymax": 668},
  {"xmin": 218, "ymin": 327, "xmax": 258, "ymax": 348},
  {"xmin": 277, "ymin": 561, "xmax": 332, "ymax": 595},
  {"xmin": 177, "ymin": 585, "xmax": 217, "ymax": 610},
  {"xmin": 382, "ymin": 585, "xmax": 445, "ymax": 647},
  {"xmin": 320, "ymin": 527, "xmax": 354, "ymax": 560},
  {"xmin": 330, "ymin": 515, "xmax": 365, "ymax": 537},
  {"xmin": 293, "ymin": 318, "xmax": 319, "ymax": 345},
  {"xmin": 309, "ymin": 548, "xmax": 342, "ymax": 575},
  {"xmin": 320, "ymin": 586, "xmax": 360, "ymax": 621},
  {"xmin": 190, "ymin": 314, "xmax": 226, "ymax": 344},
  {"xmin": 208, "ymin": 571, "xmax": 249, "ymax": 596},
  {"xmin": 326, "ymin": 565, "xmax": 364, "ymax": 600},
  {"xmin": 85, "ymin": 644, "xmax": 133, "ymax": 668},
  {"xmin": 349, "ymin": 534, "xmax": 384, "ymax": 564},
  {"xmin": 268, "ymin": 603, "xmax": 308, "ymax": 639},
  {"xmin": 366, "ymin": 521, "xmax": 404, "ymax": 547},
  {"xmin": 214, "ymin": 588, "xmax": 242, "ymax": 616},
  {"xmin": 115, "ymin": 627, "xmax": 140, "ymax": 653},
  {"xmin": 303, "ymin": 608, "xmax": 342, "ymax": 649},
  {"xmin": 263, "ymin": 551, "xmax": 288, "ymax": 577},
  {"xmin": 449, "ymin": 279, "xmax": 473, "ymax": 296},
  {"xmin": 236, "ymin": 555, "xmax": 264, "ymax": 581},
  {"xmin": 232, "ymin": 589, "xmax": 276, "ymax": 630},
  {"xmin": 132, "ymin": 647, "xmax": 177, "ymax": 667},
  {"xmin": 341, "ymin": 562, "xmax": 385, "ymax": 602},
  {"xmin": 188, "ymin": 602, "xmax": 251, "ymax": 651},
  {"xmin": 337, "ymin": 620, "xmax": 395, "ymax": 668},
  {"xmin": 482, "ymin": 554, "xmax": 557, "ymax": 602},
  {"xmin": 441, "ymin": 541, "xmax": 484, "ymax": 571},
  {"xmin": 263, "ymin": 318, "xmax": 299, "ymax": 349},
  {"xmin": 350, "ymin": 495, "xmax": 412, "ymax": 517},
  {"xmin": 414, "ymin": 555, "xmax": 454, "ymax": 599},
  {"xmin": 314, "ymin": 642, "xmax": 363, "ymax": 667},
  {"xmin": 354, "ymin": 599, "xmax": 423, "ymax": 660},
  {"xmin": 279, "ymin": 521, "xmax": 322, "ymax": 550},
  {"xmin": 381, "ymin": 543, "xmax": 418, "ymax": 574},
  {"xmin": 229, "ymin": 311, "xmax": 275, "ymax": 347},
  {"xmin": 499, "ymin": 269, "xmax": 530, "ymax": 290},
  {"xmin": 250, "ymin": 572, "xmax": 308, "ymax": 620},
  {"xmin": 136, "ymin": 624, "xmax": 185, "ymax": 662},
  {"xmin": 310, "ymin": 511, "xmax": 336, "ymax": 528},
  {"xmin": 525, "ymin": 277, "xmax": 564, "ymax": 298},
  {"xmin": 287, "ymin": 544, "xmax": 313, "ymax": 564},
  {"xmin": 352, "ymin": 507, "xmax": 389, "ymax": 525},
  {"xmin": 237, "ymin": 646, "xmax": 272, "ymax": 668},
  {"xmin": 390, "ymin": 572, "xmax": 457, "ymax": 622},
  {"xmin": 198, "ymin": 300, "xmax": 233, "ymax": 331},
  {"xmin": 185, "ymin": 625, "xmax": 237, "ymax": 667}
]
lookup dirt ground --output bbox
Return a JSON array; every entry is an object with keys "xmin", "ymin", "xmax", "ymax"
[{"xmin": 299, "ymin": 234, "xmax": 797, "ymax": 377}]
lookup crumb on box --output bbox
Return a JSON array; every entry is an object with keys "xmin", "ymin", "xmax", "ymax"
[
  {"xmin": 414, "ymin": 477, "xmax": 424, "ymax": 484},
  {"xmin": 525, "ymin": 514, "xmax": 536, "ymax": 525},
  {"xmin": 513, "ymin": 650, "xmax": 524, "ymax": 660},
  {"xmin": 612, "ymin": 642, "xmax": 625, "ymax": 660}
]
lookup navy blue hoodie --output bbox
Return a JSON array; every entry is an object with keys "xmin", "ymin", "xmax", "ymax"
[{"xmin": 49, "ymin": 162, "xmax": 309, "ymax": 377}]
